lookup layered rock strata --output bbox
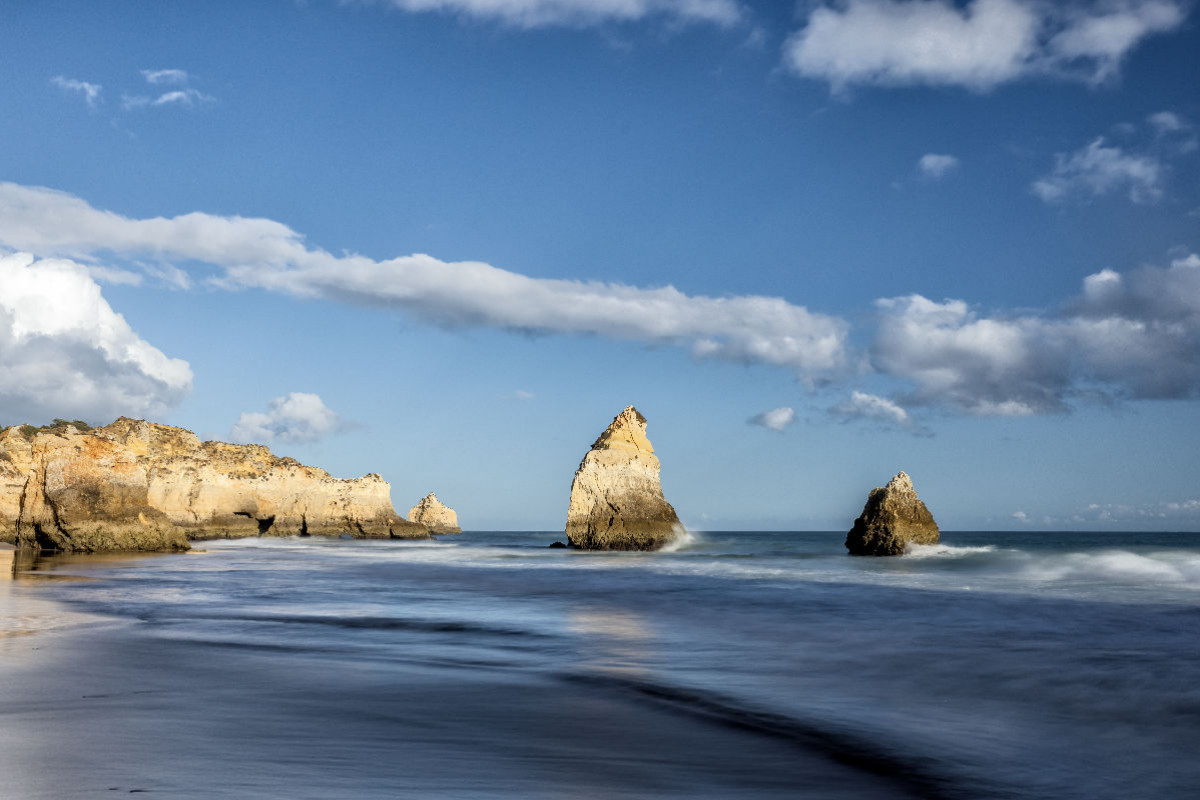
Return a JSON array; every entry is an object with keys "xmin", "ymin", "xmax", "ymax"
[
  {"xmin": 845, "ymin": 471, "xmax": 939, "ymax": 556},
  {"xmin": 407, "ymin": 493, "xmax": 461, "ymax": 533},
  {"xmin": 565, "ymin": 406, "xmax": 683, "ymax": 551},
  {"xmin": 0, "ymin": 418, "xmax": 428, "ymax": 553}
]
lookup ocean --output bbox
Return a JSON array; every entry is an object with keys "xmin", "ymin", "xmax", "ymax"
[{"xmin": 2, "ymin": 530, "xmax": 1198, "ymax": 799}]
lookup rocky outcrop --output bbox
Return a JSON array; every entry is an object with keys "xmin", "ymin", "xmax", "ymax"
[
  {"xmin": 845, "ymin": 471, "xmax": 939, "ymax": 556},
  {"xmin": 0, "ymin": 418, "xmax": 429, "ymax": 553},
  {"xmin": 565, "ymin": 406, "xmax": 683, "ymax": 551},
  {"xmin": 407, "ymin": 493, "xmax": 461, "ymax": 533}
]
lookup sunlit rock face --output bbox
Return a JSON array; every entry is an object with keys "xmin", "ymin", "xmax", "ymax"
[
  {"xmin": 407, "ymin": 493, "xmax": 461, "ymax": 533},
  {"xmin": 845, "ymin": 471, "xmax": 939, "ymax": 556},
  {"xmin": 0, "ymin": 418, "xmax": 428, "ymax": 553},
  {"xmin": 565, "ymin": 406, "xmax": 683, "ymax": 551}
]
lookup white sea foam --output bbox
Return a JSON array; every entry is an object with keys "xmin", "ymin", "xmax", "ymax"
[
  {"xmin": 902, "ymin": 543, "xmax": 999, "ymax": 559},
  {"xmin": 659, "ymin": 527, "xmax": 702, "ymax": 553},
  {"xmin": 1020, "ymin": 550, "xmax": 1200, "ymax": 587}
]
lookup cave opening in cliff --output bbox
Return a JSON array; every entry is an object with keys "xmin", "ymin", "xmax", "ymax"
[{"xmin": 256, "ymin": 515, "xmax": 275, "ymax": 535}]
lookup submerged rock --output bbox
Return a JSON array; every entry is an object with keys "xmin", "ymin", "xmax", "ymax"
[
  {"xmin": 1, "ymin": 418, "xmax": 429, "ymax": 553},
  {"xmin": 845, "ymin": 471, "xmax": 939, "ymax": 556},
  {"xmin": 565, "ymin": 406, "xmax": 683, "ymax": 551},
  {"xmin": 407, "ymin": 493, "xmax": 461, "ymax": 533}
]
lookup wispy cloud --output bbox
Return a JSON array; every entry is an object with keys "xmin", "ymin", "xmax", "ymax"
[
  {"xmin": 0, "ymin": 183, "xmax": 849, "ymax": 378},
  {"xmin": 0, "ymin": 252, "xmax": 191, "ymax": 423},
  {"xmin": 1032, "ymin": 137, "xmax": 1163, "ymax": 204},
  {"xmin": 373, "ymin": 0, "xmax": 743, "ymax": 28},
  {"xmin": 748, "ymin": 406, "xmax": 796, "ymax": 431},
  {"xmin": 140, "ymin": 68, "xmax": 190, "ymax": 85},
  {"xmin": 918, "ymin": 153, "xmax": 960, "ymax": 179},
  {"xmin": 231, "ymin": 392, "xmax": 344, "ymax": 445},
  {"xmin": 784, "ymin": 0, "xmax": 1188, "ymax": 92},
  {"xmin": 122, "ymin": 88, "xmax": 216, "ymax": 110},
  {"xmin": 51, "ymin": 76, "xmax": 102, "ymax": 107}
]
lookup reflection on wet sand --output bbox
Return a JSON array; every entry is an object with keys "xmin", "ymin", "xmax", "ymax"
[
  {"xmin": 567, "ymin": 606, "xmax": 658, "ymax": 679},
  {"xmin": 0, "ymin": 545, "xmax": 116, "ymax": 649}
]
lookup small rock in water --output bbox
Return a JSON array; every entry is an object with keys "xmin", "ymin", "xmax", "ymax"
[
  {"xmin": 548, "ymin": 541, "xmax": 567, "ymax": 549},
  {"xmin": 845, "ymin": 471, "xmax": 939, "ymax": 556}
]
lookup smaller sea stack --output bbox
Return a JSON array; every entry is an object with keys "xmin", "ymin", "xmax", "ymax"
[
  {"xmin": 565, "ymin": 405, "xmax": 683, "ymax": 551},
  {"xmin": 845, "ymin": 471, "xmax": 939, "ymax": 556},
  {"xmin": 407, "ymin": 493, "xmax": 461, "ymax": 533}
]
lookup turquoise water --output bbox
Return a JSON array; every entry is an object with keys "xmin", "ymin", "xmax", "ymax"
[{"xmin": 4, "ymin": 530, "xmax": 1199, "ymax": 798}]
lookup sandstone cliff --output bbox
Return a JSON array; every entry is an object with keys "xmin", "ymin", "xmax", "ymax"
[
  {"xmin": 0, "ymin": 418, "xmax": 428, "ymax": 553},
  {"xmin": 407, "ymin": 493, "xmax": 461, "ymax": 533},
  {"xmin": 565, "ymin": 406, "xmax": 683, "ymax": 551},
  {"xmin": 845, "ymin": 471, "xmax": 939, "ymax": 556}
]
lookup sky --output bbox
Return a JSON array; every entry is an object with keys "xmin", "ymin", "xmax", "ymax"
[{"xmin": 1, "ymin": 0, "xmax": 1198, "ymax": 531}]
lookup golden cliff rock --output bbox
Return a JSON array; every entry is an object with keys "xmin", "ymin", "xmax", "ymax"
[
  {"xmin": 565, "ymin": 406, "xmax": 683, "ymax": 551},
  {"xmin": 0, "ymin": 418, "xmax": 428, "ymax": 553}
]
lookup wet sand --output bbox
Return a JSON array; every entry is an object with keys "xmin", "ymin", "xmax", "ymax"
[{"xmin": 0, "ymin": 552, "xmax": 917, "ymax": 800}]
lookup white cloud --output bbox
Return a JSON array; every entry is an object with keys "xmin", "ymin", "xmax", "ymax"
[
  {"xmin": 831, "ymin": 390, "xmax": 916, "ymax": 427},
  {"xmin": 0, "ymin": 252, "xmax": 192, "ymax": 424},
  {"xmin": 783, "ymin": 0, "xmax": 1187, "ymax": 92},
  {"xmin": 1031, "ymin": 137, "xmax": 1163, "ymax": 203},
  {"xmin": 748, "ymin": 406, "xmax": 795, "ymax": 431},
  {"xmin": 122, "ymin": 89, "xmax": 216, "ymax": 110},
  {"xmin": 1147, "ymin": 110, "xmax": 1186, "ymax": 133},
  {"xmin": 140, "ymin": 68, "xmax": 190, "ymax": 85},
  {"xmin": 231, "ymin": 392, "xmax": 342, "ymax": 445},
  {"xmin": 1012, "ymin": 510, "xmax": 1029, "ymax": 522},
  {"xmin": 512, "ymin": 389, "xmax": 536, "ymax": 400},
  {"xmin": 0, "ymin": 182, "xmax": 850, "ymax": 378},
  {"xmin": 377, "ymin": 0, "xmax": 742, "ymax": 27},
  {"xmin": 918, "ymin": 153, "xmax": 960, "ymax": 178},
  {"xmin": 872, "ymin": 253, "xmax": 1200, "ymax": 414},
  {"xmin": 51, "ymin": 76, "xmax": 102, "ymax": 107}
]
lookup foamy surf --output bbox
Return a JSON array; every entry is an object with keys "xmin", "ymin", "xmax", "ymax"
[{"xmin": 902, "ymin": 543, "xmax": 999, "ymax": 558}]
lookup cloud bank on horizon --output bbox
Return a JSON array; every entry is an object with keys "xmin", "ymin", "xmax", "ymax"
[{"xmin": 0, "ymin": 182, "xmax": 1197, "ymax": 432}]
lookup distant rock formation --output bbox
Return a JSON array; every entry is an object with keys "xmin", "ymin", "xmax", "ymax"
[
  {"xmin": 565, "ymin": 406, "xmax": 683, "ymax": 551},
  {"xmin": 0, "ymin": 418, "xmax": 429, "ymax": 553},
  {"xmin": 407, "ymin": 493, "xmax": 461, "ymax": 533},
  {"xmin": 845, "ymin": 471, "xmax": 939, "ymax": 556}
]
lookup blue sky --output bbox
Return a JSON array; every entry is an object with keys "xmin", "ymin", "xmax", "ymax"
[{"xmin": 1, "ymin": 0, "xmax": 1198, "ymax": 530}]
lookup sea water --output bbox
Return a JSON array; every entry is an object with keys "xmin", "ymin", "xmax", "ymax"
[{"xmin": 2, "ymin": 531, "xmax": 1198, "ymax": 798}]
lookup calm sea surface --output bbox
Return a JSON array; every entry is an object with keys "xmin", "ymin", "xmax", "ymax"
[{"xmin": 2, "ymin": 530, "xmax": 1198, "ymax": 798}]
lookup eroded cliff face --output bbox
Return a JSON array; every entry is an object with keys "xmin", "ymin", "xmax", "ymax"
[
  {"xmin": 407, "ymin": 493, "xmax": 461, "ymax": 533},
  {"xmin": 565, "ymin": 406, "xmax": 683, "ymax": 551},
  {"xmin": 0, "ymin": 418, "xmax": 428, "ymax": 553},
  {"xmin": 845, "ymin": 471, "xmax": 939, "ymax": 556}
]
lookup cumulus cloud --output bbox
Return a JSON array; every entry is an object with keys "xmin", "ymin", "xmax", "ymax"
[
  {"xmin": 0, "ymin": 182, "xmax": 849, "ymax": 378},
  {"xmin": 918, "ymin": 153, "xmax": 960, "ymax": 178},
  {"xmin": 783, "ymin": 0, "xmax": 1187, "ymax": 92},
  {"xmin": 231, "ymin": 392, "xmax": 343, "ymax": 445},
  {"xmin": 0, "ymin": 252, "xmax": 192, "ymax": 424},
  {"xmin": 748, "ymin": 406, "xmax": 796, "ymax": 431},
  {"xmin": 376, "ymin": 0, "xmax": 742, "ymax": 27},
  {"xmin": 1031, "ymin": 137, "xmax": 1163, "ymax": 203},
  {"xmin": 872, "ymin": 253, "xmax": 1200, "ymax": 414},
  {"xmin": 140, "ymin": 68, "xmax": 189, "ymax": 85},
  {"xmin": 51, "ymin": 76, "xmax": 102, "ymax": 107}
]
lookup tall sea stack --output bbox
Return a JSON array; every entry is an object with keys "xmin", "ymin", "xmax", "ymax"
[
  {"xmin": 565, "ymin": 406, "xmax": 683, "ymax": 551},
  {"xmin": 845, "ymin": 471, "xmax": 939, "ymax": 556}
]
